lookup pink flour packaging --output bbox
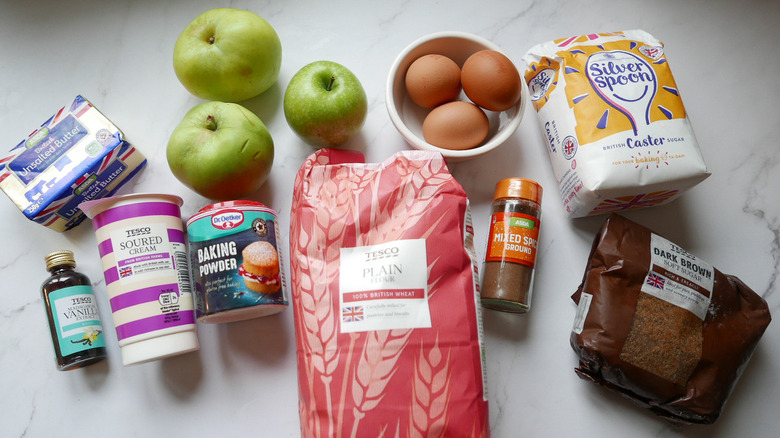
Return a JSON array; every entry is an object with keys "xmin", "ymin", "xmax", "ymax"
[
  {"xmin": 522, "ymin": 30, "xmax": 709, "ymax": 217},
  {"xmin": 289, "ymin": 149, "xmax": 489, "ymax": 438}
]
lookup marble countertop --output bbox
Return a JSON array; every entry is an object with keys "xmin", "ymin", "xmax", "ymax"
[{"xmin": 1, "ymin": 0, "xmax": 778, "ymax": 436}]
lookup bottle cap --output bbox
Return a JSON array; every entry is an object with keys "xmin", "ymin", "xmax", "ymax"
[
  {"xmin": 494, "ymin": 178, "xmax": 543, "ymax": 204},
  {"xmin": 44, "ymin": 250, "xmax": 76, "ymax": 270}
]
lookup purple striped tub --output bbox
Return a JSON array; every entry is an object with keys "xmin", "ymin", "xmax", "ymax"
[{"xmin": 79, "ymin": 193, "xmax": 199, "ymax": 365}]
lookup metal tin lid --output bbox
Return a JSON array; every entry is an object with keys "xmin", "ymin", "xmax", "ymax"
[
  {"xmin": 44, "ymin": 250, "xmax": 76, "ymax": 270},
  {"xmin": 186, "ymin": 200, "xmax": 277, "ymax": 227},
  {"xmin": 200, "ymin": 200, "xmax": 268, "ymax": 210},
  {"xmin": 494, "ymin": 178, "xmax": 543, "ymax": 204}
]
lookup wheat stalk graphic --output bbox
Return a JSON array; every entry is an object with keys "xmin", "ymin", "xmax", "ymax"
[
  {"xmin": 409, "ymin": 333, "xmax": 452, "ymax": 438},
  {"xmin": 349, "ymin": 328, "xmax": 413, "ymax": 438},
  {"xmin": 292, "ymin": 155, "xmax": 355, "ymax": 437}
]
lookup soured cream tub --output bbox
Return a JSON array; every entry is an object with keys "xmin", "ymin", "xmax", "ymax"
[{"xmin": 80, "ymin": 193, "xmax": 199, "ymax": 365}]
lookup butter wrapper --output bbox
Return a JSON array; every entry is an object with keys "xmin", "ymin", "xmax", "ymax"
[
  {"xmin": 0, "ymin": 95, "xmax": 146, "ymax": 231},
  {"xmin": 522, "ymin": 30, "xmax": 709, "ymax": 217}
]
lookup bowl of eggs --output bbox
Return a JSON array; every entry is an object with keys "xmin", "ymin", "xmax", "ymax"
[{"xmin": 386, "ymin": 31, "xmax": 527, "ymax": 161}]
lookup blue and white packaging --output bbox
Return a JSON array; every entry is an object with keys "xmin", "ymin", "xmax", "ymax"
[{"xmin": 0, "ymin": 95, "xmax": 147, "ymax": 231}]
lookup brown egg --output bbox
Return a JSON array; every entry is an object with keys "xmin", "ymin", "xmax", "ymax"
[
  {"xmin": 405, "ymin": 54, "xmax": 462, "ymax": 109},
  {"xmin": 461, "ymin": 50, "xmax": 522, "ymax": 112},
  {"xmin": 422, "ymin": 101, "xmax": 489, "ymax": 150}
]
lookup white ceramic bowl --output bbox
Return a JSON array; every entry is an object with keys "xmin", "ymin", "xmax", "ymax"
[{"xmin": 386, "ymin": 31, "xmax": 526, "ymax": 161}]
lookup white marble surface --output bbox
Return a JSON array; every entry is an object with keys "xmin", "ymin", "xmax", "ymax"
[{"xmin": 1, "ymin": 0, "xmax": 778, "ymax": 436}]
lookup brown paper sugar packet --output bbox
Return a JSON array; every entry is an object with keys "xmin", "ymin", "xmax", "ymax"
[{"xmin": 570, "ymin": 214, "xmax": 771, "ymax": 424}]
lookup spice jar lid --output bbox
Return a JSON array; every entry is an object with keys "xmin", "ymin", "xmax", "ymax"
[
  {"xmin": 45, "ymin": 250, "xmax": 76, "ymax": 270},
  {"xmin": 494, "ymin": 178, "xmax": 543, "ymax": 204}
]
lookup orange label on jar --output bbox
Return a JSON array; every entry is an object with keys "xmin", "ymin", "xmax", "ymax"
[{"xmin": 486, "ymin": 212, "xmax": 539, "ymax": 267}]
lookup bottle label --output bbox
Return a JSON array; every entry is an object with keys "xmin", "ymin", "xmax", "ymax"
[
  {"xmin": 49, "ymin": 285, "xmax": 105, "ymax": 356},
  {"xmin": 485, "ymin": 212, "xmax": 540, "ymax": 267}
]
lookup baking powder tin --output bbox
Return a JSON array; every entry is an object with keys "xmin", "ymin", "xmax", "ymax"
[{"xmin": 186, "ymin": 200, "xmax": 288, "ymax": 323}]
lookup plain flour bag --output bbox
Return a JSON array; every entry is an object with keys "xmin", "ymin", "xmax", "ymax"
[
  {"xmin": 289, "ymin": 149, "xmax": 489, "ymax": 438},
  {"xmin": 522, "ymin": 30, "xmax": 709, "ymax": 217}
]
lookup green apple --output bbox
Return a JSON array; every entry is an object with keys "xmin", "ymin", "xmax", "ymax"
[
  {"xmin": 173, "ymin": 8, "xmax": 282, "ymax": 102},
  {"xmin": 167, "ymin": 101, "xmax": 274, "ymax": 200},
  {"xmin": 283, "ymin": 61, "xmax": 368, "ymax": 147}
]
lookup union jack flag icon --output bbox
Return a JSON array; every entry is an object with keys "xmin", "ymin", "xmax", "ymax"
[
  {"xmin": 342, "ymin": 306, "xmax": 364, "ymax": 323},
  {"xmin": 646, "ymin": 272, "xmax": 666, "ymax": 289},
  {"xmin": 562, "ymin": 136, "xmax": 577, "ymax": 159},
  {"xmin": 119, "ymin": 266, "xmax": 133, "ymax": 278}
]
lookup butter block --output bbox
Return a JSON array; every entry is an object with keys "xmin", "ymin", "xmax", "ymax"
[{"xmin": 0, "ymin": 95, "xmax": 146, "ymax": 231}]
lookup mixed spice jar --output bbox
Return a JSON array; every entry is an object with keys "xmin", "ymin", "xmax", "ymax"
[{"xmin": 480, "ymin": 178, "xmax": 543, "ymax": 313}]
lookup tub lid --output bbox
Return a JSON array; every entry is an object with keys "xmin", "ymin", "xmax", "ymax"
[{"xmin": 79, "ymin": 193, "xmax": 184, "ymax": 219}]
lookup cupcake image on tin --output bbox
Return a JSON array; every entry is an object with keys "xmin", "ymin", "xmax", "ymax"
[{"xmin": 239, "ymin": 241, "xmax": 282, "ymax": 294}]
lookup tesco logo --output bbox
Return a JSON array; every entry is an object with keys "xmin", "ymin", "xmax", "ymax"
[{"xmin": 211, "ymin": 210, "xmax": 244, "ymax": 230}]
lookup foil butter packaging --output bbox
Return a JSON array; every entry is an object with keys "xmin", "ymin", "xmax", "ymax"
[
  {"xmin": 289, "ymin": 149, "xmax": 489, "ymax": 438},
  {"xmin": 0, "ymin": 95, "xmax": 146, "ymax": 231},
  {"xmin": 571, "ymin": 214, "xmax": 771, "ymax": 424},
  {"xmin": 522, "ymin": 30, "xmax": 709, "ymax": 217}
]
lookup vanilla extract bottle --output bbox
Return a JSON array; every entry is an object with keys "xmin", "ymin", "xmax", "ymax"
[{"xmin": 41, "ymin": 250, "xmax": 107, "ymax": 370}]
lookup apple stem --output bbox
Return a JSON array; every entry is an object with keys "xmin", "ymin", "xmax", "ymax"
[
  {"xmin": 206, "ymin": 115, "xmax": 217, "ymax": 131},
  {"xmin": 327, "ymin": 76, "xmax": 335, "ymax": 92}
]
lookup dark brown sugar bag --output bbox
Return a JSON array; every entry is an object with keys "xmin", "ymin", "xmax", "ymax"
[{"xmin": 570, "ymin": 214, "xmax": 771, "ymax": 424}]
